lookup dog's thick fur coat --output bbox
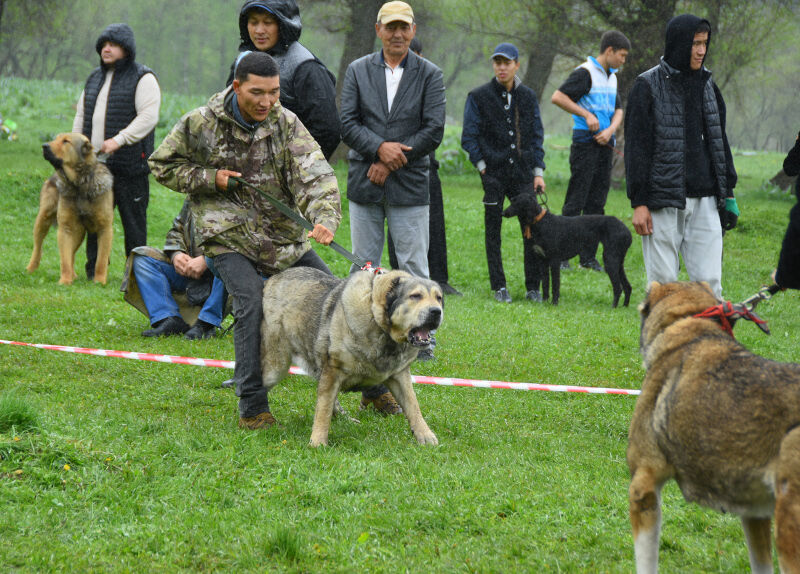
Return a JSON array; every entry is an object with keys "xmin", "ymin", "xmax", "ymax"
[
  {"xmin": 260, "ymin": 267, "xmax": 442, "ymax": 447},
  {"xmin": 503, "ymin": 192, "xmax": 632, "ymax": 306},
  {"xmin": 627, "ymin": 281, "xmax": 800, "ymax": 573},
  {"xmin": 26, "ymin": 133, "xmax": 114, "ymax": 285}
]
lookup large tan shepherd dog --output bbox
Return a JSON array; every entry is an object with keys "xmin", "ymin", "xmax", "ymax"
[
  {"xmin": 627, "ymin": 281, "xmax": 800, "ymax": 573},
  {"xmin": 260, "ymin": 267, "xmax": 442, "ymax": 447},
  {"xmin": 26, "ymin": 133, "xmax": 114, "ymax": 285}
]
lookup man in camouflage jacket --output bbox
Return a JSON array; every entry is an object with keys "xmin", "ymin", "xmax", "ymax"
[{"xmin": 149, "ymin": 52, "xmax": 341, "ymax": 430}]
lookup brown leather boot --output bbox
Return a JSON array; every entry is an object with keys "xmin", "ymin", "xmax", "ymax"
[
  {"xmin": 238, "ymin": 411, "xmax": 277, "ymax": 430},
  {"xmin": 359, "ymin": 392, "xmax": 402, "ymax": 416}
]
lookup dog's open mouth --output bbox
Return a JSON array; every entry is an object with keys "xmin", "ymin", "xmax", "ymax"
[{"xmin": 409, "ymin": 327, "xmax": 435, "ymax": 347}]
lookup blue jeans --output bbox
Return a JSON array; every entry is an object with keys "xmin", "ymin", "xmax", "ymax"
[{"xmin": 132, "ymin": 255, "xmax": 225, "ymax": 327}]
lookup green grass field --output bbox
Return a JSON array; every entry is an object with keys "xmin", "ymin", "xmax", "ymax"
[{"xmin": 1, "ymin": 76, "xmax": 799, "ymax": 572}]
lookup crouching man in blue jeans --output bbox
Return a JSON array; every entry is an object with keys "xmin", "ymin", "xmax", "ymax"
[{"xmin": 122, "ymin": 200, "xmax": 225, "ymax": 340}]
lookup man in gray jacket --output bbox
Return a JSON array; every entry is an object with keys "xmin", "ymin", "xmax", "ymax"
[{"xmin": 340, "ymin": 0, "xmax": 446, "ymax": 279}]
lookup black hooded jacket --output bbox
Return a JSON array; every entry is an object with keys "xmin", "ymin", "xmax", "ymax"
[
  {"xmin": 776, "ymin": 132, "xmax": 800, "ymax": 288},
  {"xmin": 625, "ymin": 14, "xmax": 737, "ymax": 209},
  {"xmin": 226, "ymin": 0, "xmax": 340, "ymax": 159},
  {"xmin": 82, "ymin": 23, "xmax": 157, "ymax": 177}
]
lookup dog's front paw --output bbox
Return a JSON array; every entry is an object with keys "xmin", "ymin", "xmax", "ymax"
[
  {"xmin": 309, "ymin": 433, "xmax": 329, "ymax": 447},
  {"xmin": 414, "ymin": 429, "xmax": 439, "ymax": 446}
]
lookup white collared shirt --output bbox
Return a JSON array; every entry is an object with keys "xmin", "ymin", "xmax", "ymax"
[{"xmin": 384, "ymin": 63, "xmax": 404, "ymax": 112}]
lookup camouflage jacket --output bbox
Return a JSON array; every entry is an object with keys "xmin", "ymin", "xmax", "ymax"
[{"xmin": 148, "ymin": 86, "xmax": 341, "ymax": 275}]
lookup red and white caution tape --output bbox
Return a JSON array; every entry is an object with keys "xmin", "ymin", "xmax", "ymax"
[{"xmin": 0, "ymin": 339, "xmax": 640, "ymax": 396}]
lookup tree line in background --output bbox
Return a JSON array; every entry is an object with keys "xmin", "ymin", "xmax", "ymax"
[{"xmin": 1, "ymin": 0, "xmax": 798, "ymax": 150}]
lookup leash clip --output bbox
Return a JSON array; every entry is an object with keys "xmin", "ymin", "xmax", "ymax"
[{"xmin": 360, "ymin": 262, "xmax": 385, "ymax": 275}]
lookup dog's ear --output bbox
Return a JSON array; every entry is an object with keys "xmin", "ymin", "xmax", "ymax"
[
  {"xmin": 75, "ymin": 135, "xmax": 93, "ymax": 159},
  {"xmin": 502, "ymin": 203, "xmax": 518, "ymax": 218},
  {"xmin": 371, "ymin": 270, "xmax": 406, "ymax": 330},
  {"xmin": 639, "ymin": 282, "xmax": 660, "ymax": 316}
]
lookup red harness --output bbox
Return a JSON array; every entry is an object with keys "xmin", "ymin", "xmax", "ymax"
[{"xmin": 693, "ymin": 301, "xmax": 770, "ymax": 338}]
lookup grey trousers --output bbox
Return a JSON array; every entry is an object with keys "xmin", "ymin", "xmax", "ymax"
[
  {"xmin": 349, "ymin": 200, "xmax": 430, "ymax": 278},
  {"xmin": 641, "ymin": 196, "xmax": 723, "ymax": 297}
]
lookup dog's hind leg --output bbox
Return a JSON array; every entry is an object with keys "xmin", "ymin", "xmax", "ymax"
[
  {"xmin": 385, "ymin": 372, "xmax": 438, "ymax": 445},
  {"xmin": 629, "ymin": 467, "xmax": 666, "ymax": 574},
  {"xmin": 620, "ymin": 264, "xmax": 632, "ymax": 307},
  {"xmin": 604, "ymin": 254, "xmax": 623, "ymax": 308},
  {"xmin": 775, "ymin": 426, "xmax": 800, "ymax": 573},
  {"xmin": 26, "ymin": 187, "xmax": 58, "ymax": 274},
  {"xmin": 309, "ymin": 367, "xmax": 344, "ymax": 447},
  {"xmin": 741, "ymin": 517, "xmax": 774, "ymax": 574}
]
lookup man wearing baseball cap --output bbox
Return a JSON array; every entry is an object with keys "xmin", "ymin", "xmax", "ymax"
[
  {"xmin": 461, "ymin": 42, "xmax": 546, "ymax": 303},
  {"xmin": 340, "ymin": 1, "xmax": 446, "ymax": 283}
]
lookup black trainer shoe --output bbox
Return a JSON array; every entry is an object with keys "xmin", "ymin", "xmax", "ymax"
[
  {"xmin": 580, "ymin": 259, "xmax": 605, "ymax": 273},
  {"xmin": 184, "ymin": 320, "xmax": 217, "ymax": 340},
  {"xmin": 525, "ymin": 290, "xmax": 542, "ymax": 302},
  {"xmin": 142, "ymin": 316, "xmax": 189, "ymax": 337},
  {"xmin": 494, "ymin": 287, "xmax": 512, "ymax": 303}
]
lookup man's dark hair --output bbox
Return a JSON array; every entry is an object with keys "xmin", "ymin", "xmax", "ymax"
[
  {"xmin": 600, "ymin": 30, "xmax": 631, "ymax": 53},
  {"xmin": 234, "ymin": 51, "xmax": 279, "ymax": 83},
  {"xmin": 695, "ymin": 21, "xmax": 711, "ymax": 35}
]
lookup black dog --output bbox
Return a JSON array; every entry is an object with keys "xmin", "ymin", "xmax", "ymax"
[{"xmin": 503, "ymin": 192, "xmax": 632, "ymax": 307}]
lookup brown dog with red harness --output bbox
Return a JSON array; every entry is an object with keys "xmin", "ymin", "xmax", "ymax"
[
  {"xmin": 628, "ymin": 281, "xmax": 800, "ymax": 573},
  {"xmin": 26, "ymin": 133, "xmax": 114, "ymax": 285}
]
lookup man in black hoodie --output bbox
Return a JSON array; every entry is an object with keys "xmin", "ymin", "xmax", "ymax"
[
  {"xmin": 625, "ymin": 14, "xmax": 738, "ymax": 298},
  {"xmin": 774, "ymin": 131, "xmax": 800, "ymax": 289},
  {"xmin": 73, "ymin": 23, "xmax": 160, "ymax": 280},
  {"xmin": 227, "ymin": 0, "xmax": 340, "ymax": 160}
]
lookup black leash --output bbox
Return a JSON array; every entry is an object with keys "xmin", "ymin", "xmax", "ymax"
[{"xmin": 229, "ymin": 176, "xmax": 371, "ymax": 270}]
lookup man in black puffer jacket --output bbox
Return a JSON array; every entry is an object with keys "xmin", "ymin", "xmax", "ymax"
[
  {"xmin": 625, "ymin": 14, "xmax": 737, "ymax": 298},
  {"xmin": 73, "ymin": 23, "xmax": 160, "ymax": 280},
  {"xmin": 226, "ymin": 0, "xmax": 340, "ymax": 160}
]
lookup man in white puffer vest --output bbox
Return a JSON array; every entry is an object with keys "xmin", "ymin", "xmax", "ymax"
[{"xmin": 551, "ymin": 31, "xmax": 630, "ymax": 272}]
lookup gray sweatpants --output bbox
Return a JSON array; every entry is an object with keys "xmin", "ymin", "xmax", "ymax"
[
  {"xmin": 641, "ymin": 196, "xmax": 723, "ymax": 297},
  {"xmin": 348, "ymin": 200, "xmax": 430, "ymax": 278}
]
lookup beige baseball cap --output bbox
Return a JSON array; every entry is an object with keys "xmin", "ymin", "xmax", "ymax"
[{"xmin": 377, "ymin": 1, "xmax": 414, "ymax": 25}]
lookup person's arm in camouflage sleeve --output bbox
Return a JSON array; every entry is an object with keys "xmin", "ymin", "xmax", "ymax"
[
  {"xmin": 285, "ymin": 118, "xmax": 342, "ymax": 241},
  {"xmin": 148, "ymin": 110, "xmax": 221, "ymax": 197}
]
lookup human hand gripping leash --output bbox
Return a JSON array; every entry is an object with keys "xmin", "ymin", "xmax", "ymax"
[{"xmin": 228, "ymin": 176, "xmax": 382, "ymax": 274}]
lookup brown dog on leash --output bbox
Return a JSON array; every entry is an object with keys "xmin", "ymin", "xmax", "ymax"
[
  {"xmin": 26, "ymin": 133, "xmax": 114, "ymax": 285},
  {"xmin": 627, "ymin": 281, "xmax": 800, "ymax": 573}
]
